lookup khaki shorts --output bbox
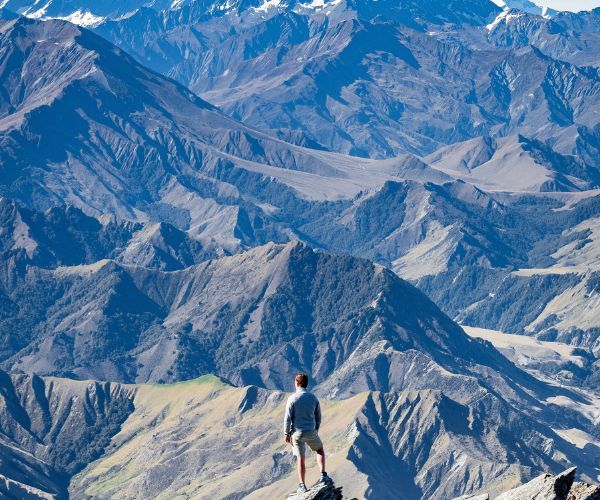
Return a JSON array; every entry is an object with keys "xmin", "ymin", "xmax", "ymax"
[{"xmin": 291, "ymin": 430, "xmax": 323, "ymax": 458}]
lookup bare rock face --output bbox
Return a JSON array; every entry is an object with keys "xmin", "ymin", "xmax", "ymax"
[
  {"xmin": 568, "ymin": 483, "xmax": 600, "ymax": 500},
  {"xmin": 465, "ymin": 468, "xmax": 600, "ymax": 500},
  {"xmin": 495, "ymin": 467, "xmax": 574, "ymax": 499},
  {"xmin": 286, "ymin": 481, "xmax": 345, "ymax": 500}
]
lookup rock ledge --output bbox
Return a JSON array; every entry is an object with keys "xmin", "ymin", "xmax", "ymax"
[
  {"xmin": 286, "ymin": 480, "xmax": 351, "ymax": 500},
  {"xmin": 457, "ymin": 468, "xmax": 600, "ymax": 500}
]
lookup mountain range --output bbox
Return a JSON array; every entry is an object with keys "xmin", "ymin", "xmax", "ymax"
[
  {"xmin": 0, "ymin": 0, "xmax": 599, "ymax": 498},
  {"xmin": 1, "ymin": 1, "xmax": 599, "ymax": 158},
  {"xmin": 0, "ymin": 201, "xmax": 599, "ymax": 498},
  {"xmin": 7, "ymin": 0, "xmax": 600, "ymax": 159},
  {"xmin": 0, "ymin": 13, "xmax": 599, "ymax": 355}
]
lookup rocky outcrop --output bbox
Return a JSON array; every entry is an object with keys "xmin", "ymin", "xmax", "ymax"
[
  {"xmin": 457, "ymin": 468, "xmax": 600, "ymax": 500},
  {"xmin": 286, "ymin": 481, "xmax": 346, "ymax": 500},
  {"xmin": 496, "ymin": 467, "xmax": 575, "ymax": 499},
  {"xmin": 568, "ymin": 483, "xmax": 600, "ymax": 500}
]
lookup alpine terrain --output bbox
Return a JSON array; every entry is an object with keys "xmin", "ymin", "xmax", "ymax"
[{"xmin": 0, "ymin": 0, "xmax": 598, "ymax": 498}]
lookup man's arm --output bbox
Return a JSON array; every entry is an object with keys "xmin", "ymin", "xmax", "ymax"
[
  {"xmin": 315, "ymin": 399, "xmax": 321, "ymax": 431},
  {"xmin": 283, "ymin": 397, "xmax": 294, "ymax": 437}
]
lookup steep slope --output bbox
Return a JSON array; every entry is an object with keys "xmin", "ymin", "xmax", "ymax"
[
  {"xmin": 0, "ymin": 198, "xmax": 217, "ymax": 270},
  {"xmin": 0, "ymin": 374, "xmax": 597, "ymax": 499},
  {"xmin": 0, "ymin": 16, "xmax": 349, "ymax": 250},
  {"xmin": 427, "ymin": 135, "xmax": 597, "ymax": 193},
  {"xmin": 0, "ymin": 197, "xmax": 596, "ymax": 390},
  {"xmin": 0, "ymin": 239, "xmax": 507, "ymax": 389},
  {"xmin": 0, "ymin": 371, "xmax": 134, "ymax": 498}
]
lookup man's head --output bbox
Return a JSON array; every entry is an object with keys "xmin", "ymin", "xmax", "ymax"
[{"xmin": 295, "ymin": 372, "xmax": 309, "ymax": 389}]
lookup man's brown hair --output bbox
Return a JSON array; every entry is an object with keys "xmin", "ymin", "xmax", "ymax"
[{"xmin": 295, "ymin": 372, "xmax": 309, "ymax": 388}]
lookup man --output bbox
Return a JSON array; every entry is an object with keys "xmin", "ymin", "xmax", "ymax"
[{"xmin": 283, "ymin": 372, "xmax": 332, "ymax": 494}]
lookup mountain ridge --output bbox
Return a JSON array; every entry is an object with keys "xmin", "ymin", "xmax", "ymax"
[{"xmin": 0, "ymin": 371, "xmax": 597, "ymax": 499}]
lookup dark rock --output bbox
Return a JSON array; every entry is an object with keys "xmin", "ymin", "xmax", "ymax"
[{"xmin": 286, "ymin": 481, "xmax": 346, "ymax": 500}]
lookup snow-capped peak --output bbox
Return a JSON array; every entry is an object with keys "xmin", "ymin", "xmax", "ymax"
[
  {"xmin": 491, "ymin": 0, "xmax": 558, "ymax": 18},
  {"xmin": 56, "ymin": 9, "xmax": 106, "ymax": 28},
  {"xmin": 486, "ymin": 9, "xmax": 524, "ymax": 31}
]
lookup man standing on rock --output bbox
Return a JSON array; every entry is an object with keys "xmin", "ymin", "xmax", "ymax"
[{"xmin": 284, "ymin": 372, "xmax": 332, "ymax": 494}]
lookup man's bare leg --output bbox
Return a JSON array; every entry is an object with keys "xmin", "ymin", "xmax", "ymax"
[
  {"xmin": 316, "ymin": 448, "xmax": 325, "ymax": 474},
  {"xmin": 297, "ymin": 456, "xmax": 306, "ymax": 484}
]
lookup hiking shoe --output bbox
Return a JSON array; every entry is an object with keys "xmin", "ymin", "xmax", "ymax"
[
  {"xmin": 317, "ymin": 473, "xmax": 333, "ymax": 485},
  {"xmin": 297, "ymin": 483, "xmax": 308, "ymax": 494}
]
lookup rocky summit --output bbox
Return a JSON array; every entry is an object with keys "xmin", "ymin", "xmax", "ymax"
[{"xmin": 286, "ymin": 481, "xmax": 346, "ymax": 500}]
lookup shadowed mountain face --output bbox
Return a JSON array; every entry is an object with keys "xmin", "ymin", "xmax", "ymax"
[
  {"xmin": 0, "ymin": 198, "xmax": 218, "ymax": 270},
  {"xmin": 0, "ymin": 374, "xmax": 597, "ymax": 499},
  {"xmin": 6, "ymin": 0, "xmax": 597, "ymax": 161},
  {"xmin": 0, "ymin": 238, "xmax": 500, "ymax": 388},
  {"xmin": 0, "ymin": 371, "xmax": 134, "ymax": 499}
]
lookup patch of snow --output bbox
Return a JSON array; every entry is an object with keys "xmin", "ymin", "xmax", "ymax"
[
  {"xmin": 487, "ymin": 10, "xmax": 523, "ymax": 31},
  {"xmin": 253, "ymin": 0, "xmax": 282, "ymax": 13},
  {"xmin": 294, "ymin": 0, "xmax": 342, "ymax": 15},
  {"xmin": 57, "ymin": 10, "xmax": 106, "ymax": 28},
  {"xmin": 114, "ymin": 11, "xmax": 139, "ymax": 21},
  {"xmin": 25, "ymin": 1, "xmax": 51, "ymax": 19}
]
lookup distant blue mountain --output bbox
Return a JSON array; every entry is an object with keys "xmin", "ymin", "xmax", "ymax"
[{"xmin": 2, "ymin": 1, "xmax": 600, "ymax": 159}]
